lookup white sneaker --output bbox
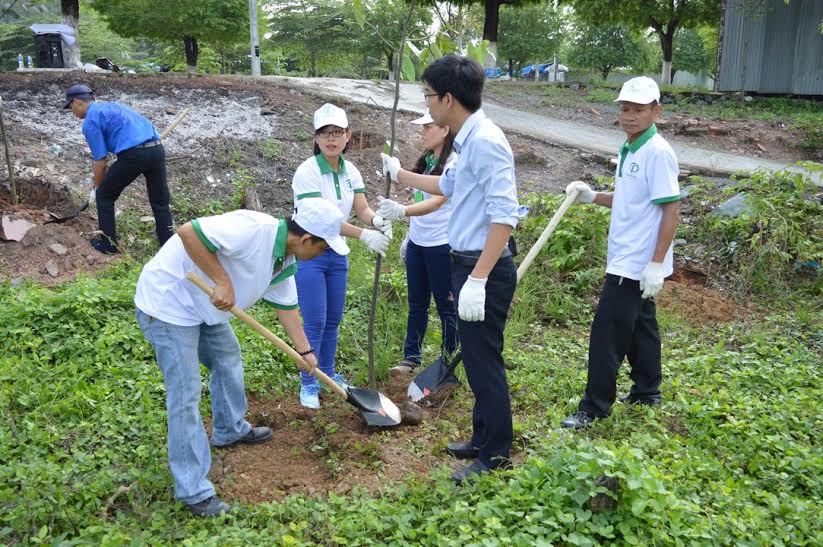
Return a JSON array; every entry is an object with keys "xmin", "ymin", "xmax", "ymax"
[{"xmin": 299, "ymin": 384, "xmax": 320, "ymax": 409}]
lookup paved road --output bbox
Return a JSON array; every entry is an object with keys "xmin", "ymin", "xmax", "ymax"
[{"xmin": 264, "ymin": 76, "xmax": 819, "ymax": 184}]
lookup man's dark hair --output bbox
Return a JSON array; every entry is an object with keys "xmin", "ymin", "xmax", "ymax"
[
  {"xmin": 312, "ymin": 126, "xmax": 351, "ymax": 156},
  {"xmin": 412, "ymin": 127, "xmax": 455, "ymax": 176},
  {"xmin": 286, "ymin": 218, "xmax": 325, "ymax": 244},
  {"xmin": 421, "ymin": 55, "xmax": 484, "ymax": 113}
]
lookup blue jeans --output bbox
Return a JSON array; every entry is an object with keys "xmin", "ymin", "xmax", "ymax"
[
  {"xmin": 296, "ymin": 248, "xmax": 348, "ymax": 386},
  {"xmin": 136, "ymin": 308, "xmax": 251, "ymax": 504},
  {"xmin": 404, "ymin": 241, "xmax": 458, "ymax": 364}
]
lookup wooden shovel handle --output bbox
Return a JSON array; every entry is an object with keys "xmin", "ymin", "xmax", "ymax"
[
  {"xmin": 516, "ymin": 188, "xmax": 579, "ymax": 283},
  {"xmin": 160, "ymin": 108, "xmax": 191, "ymax": 140},
  {"xmin": 185, "ymin": 272, "xmax": 349, "ymax": 400}
]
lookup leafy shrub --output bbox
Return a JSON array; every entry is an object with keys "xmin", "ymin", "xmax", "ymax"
[{"xmin": 690, "ymin": 168, "xmax": 822, "ymax": 296}]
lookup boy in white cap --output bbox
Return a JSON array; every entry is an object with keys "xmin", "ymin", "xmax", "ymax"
[
  {"xmin": 291, "ymin": 103, "xmax": 392, "ymax": 409},
  {"xmin": 134, "ymin": 198, "xmax": 347, "ymax": 517},
  {"xmin": 561, "ymin": 76, "xmax": 680, "ymax": 429}
]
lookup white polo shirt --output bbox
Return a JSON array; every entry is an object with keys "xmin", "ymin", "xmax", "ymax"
[
  {"xmin": 292, "ymin": 154, "xmax": 365, "ymax": 219},
  {"xmin": 408, "ymin": 152, "xmax": 455, "ymax": 247},
  {"xmin": 607, "ymin": 124, "xmax": 681, "ymax": 280},
  {"xmin": 134, "ymin": 210, "xmax": 298, "ymax": 327}
]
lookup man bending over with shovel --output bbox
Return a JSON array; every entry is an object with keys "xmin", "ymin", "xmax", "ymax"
[
  {"xmin": 134, "ymin": 198, "xmax": 348, "ymax": 516},
  {"xmin": 64, "ymin": 84, "xmax": 174, "ymax": 254}
]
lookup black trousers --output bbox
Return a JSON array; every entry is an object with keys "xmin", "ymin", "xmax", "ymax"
[
  {"xmin": 579, "ymin": 274, "xmax": 662, "ymax": 418},
  {"xmin": 452, "ymin": 254, "xmax": 517, "ymax": 468},
  {"xmin": 96, "ymin": 144, "xmax": 174, "ymax": 246}
]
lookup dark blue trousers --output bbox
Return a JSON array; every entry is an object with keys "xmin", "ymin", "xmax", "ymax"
[
  {"xmin": 579, "ymin": 274, "xmax": 662, "ymax": 417},
  {"xmin": 452, "ymin": 254, "xmax": 517, "ymax": 468},
  {"xmin": 403, "ymin": 241, "xmax": 458, "ymax": 364}
]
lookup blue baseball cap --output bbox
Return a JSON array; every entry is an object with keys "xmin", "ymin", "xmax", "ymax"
[{"xmin": 63, "ymin": 84, "xmax": 94, "ymax": 108}]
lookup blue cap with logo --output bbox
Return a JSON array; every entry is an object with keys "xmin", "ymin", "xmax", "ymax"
[{"xmin": 63, "ymin": 84, "xmax": 94, "ymax": 109}]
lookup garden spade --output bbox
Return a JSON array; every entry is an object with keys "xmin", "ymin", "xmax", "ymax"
[
  {"xmin": 187, "ymin": 272, "xmax": 402, "ymax": 427},
  {"xmin": 408, "ymin": 188, "xmax": 581, "ymax": 402}
]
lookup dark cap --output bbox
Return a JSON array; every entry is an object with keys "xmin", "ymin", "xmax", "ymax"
[{"xmin": 63, "ymin": 84, "xmax": 94, "ymax": 109}]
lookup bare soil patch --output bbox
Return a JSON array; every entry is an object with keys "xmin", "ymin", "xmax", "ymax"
[
  {"xmin": 207, "ymin": 373, "xmax": 472, "ymax": 504},
  {"xmin": 657, "ymin": 262, "xmax": 750, "ymax": 325}
]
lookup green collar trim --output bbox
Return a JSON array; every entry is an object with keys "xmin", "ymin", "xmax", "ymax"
[
  {"xmin": 619, "ymin": 124, "xmax": 657, "ymax": 177},
  {"xmin": 273, "ymin": 218, "xmax": 288, "ymax": 268},
  {"xmin": 424, "ymin": 152, "xmax": 439, "ymax": 174},
  {"xmin": 315, "ymin": 154, "xmax": 346, "ymax": 175}
]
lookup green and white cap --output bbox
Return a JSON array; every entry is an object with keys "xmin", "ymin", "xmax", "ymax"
[
  {"xmin": 615, "ymin": 76, "xmax": 660, "ymax": 104},
  {"xmin": 313, "ymin": 103, "xmax": 348, "ymax": 130},
  {"xmin": 292, "ymin": 198, "xmax": 350, "ymax": 255},
  {"xmin": 410, "ymin": 110, "xmax": 434, "ymax": 125}
]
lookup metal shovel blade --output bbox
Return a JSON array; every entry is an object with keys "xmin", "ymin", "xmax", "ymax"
[
  {"xmin": 407, "ymin": 354, "xmax": 462, "ymax": 402},
  {"xmin": 45, "ymin": 201, "xmax": 89, "ymax": 224},
  {"xmin": 346, "ymin": 387, "xmax": 402, "ymax": 427}
]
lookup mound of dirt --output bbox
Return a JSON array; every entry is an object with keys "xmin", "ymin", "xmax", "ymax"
[
  {"xmin": 657, "ymin": 268, "xmax": 748, "ymax": 324},
  {"xmin": 208, "ymin": 373, "xmax": 466, "ymax": 504}
]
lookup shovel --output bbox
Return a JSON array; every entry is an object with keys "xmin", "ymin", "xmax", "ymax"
[
  {"xmin": 45, "ymin": 108, "xmax": 192, "ymax": 225},
  {"xmin": 186, "ymin": 272, "xmax": 402, "ymax": 427},
  {"xmin": 408, "ymin": 188, "xmax": 580, "ymax": 402}
]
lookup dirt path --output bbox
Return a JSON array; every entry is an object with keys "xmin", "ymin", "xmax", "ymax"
[{"xmin": 267, "ymin": 76, "xmax": 820, "ymax": 185}]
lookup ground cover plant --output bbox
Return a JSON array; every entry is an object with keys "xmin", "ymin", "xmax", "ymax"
[{"xmin": 1, "ymin": 173, "xmax": 821, "ymax": 544}]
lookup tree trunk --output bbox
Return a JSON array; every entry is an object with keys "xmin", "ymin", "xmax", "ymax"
[
  {"xmin": 309, "ymin": 48, "xmax": 317, "ymax": 77},
  {"xmin": 183, "ymin": 36, "xmax": 198, "ymax": 77},
  {"xmin": 715, "ymin": 0, "xmax": 728, "ymax": 91},
  {"xmin": 601, "ymin": 66, "xmax": 611, "ymax": 81},
  {"xmin": 508, "ymin": 58, "xmax": 513, "ymax": 77},
  {"xmin": 60, "ymin": 0, "xmax": 81, "ymax": 69},
  {"xmin": 659, "ymin": 27, "xmax": 675, "ymax": 85},
  {"xmin": 387, "ymin": 51, "xmax": 394, "ymax": 81},
  {"xmin": 482, "ymin": 0, "xmax": 500, "ymax": 69}
]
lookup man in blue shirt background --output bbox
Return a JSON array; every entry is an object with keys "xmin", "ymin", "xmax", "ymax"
[
  {"xmin": 64, "ymin": 84, "xmax": 174, "ymax": 254},
  {"xmin": 382, "ymin": 55, "xmax": 521, "ymax": 483}
]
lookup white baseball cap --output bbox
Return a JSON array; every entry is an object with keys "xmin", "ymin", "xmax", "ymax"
[
  {"xmin": 410, "ymin": 110, "xmax": 434, "ymax": 125},
  {"xmin": 615, "ymin": 76, "xmax": 661, "ymax": 104},
  {"xmin": 292, "ymin": 198, "xmax": 350, "ymax": 255},
  {"xmin": 313, "ymin": 103, "xmax": 348, "ymax": 130}
]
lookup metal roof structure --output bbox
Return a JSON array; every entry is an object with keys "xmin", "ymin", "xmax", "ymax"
[{"xmin": 718, "ymin": 0, "xmax": 823, "ymax": 95}]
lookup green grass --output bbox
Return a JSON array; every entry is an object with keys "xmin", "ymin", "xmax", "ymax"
[{"xmin": 1, "ymin": 188, "xmax": 821, "ymax": 544}]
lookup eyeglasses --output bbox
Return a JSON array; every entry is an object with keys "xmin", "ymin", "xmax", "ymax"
[
  {"xmin": 317, "ymin": 128, "xmax": 346, "ymax": 138},
  {"xmin": 423, "ymin": 92, "xmax": 441, "ymax": 103}
]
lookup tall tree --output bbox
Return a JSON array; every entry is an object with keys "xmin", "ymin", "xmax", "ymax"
[
  {"xmin": 561, "ymin": 0, "xmax": 721, "ymax": 84},
  {"xmin": 349, "ymin": 0, "xmax": 432, "ymax": 79},
  {"xmin": 91, "ymin": 0, "xmax": 247, "ymax": 75},
  {"xmin": 497, "ymin": 2, "xmax": 564, "ymax": 76},
  {"xmin": 60, "ymin": 0, "xmax": 81, "ymax": 68},
  {"xmin": 568, "ymin": 24, "xmax": 650, "ymax": 80},
  {"xmin": 420, "ymin": 0, "xmax": 540, "ymax": 68},
  {"xmin": 265, "ymin": 0, "xmax": 352, "ymax": 77}
]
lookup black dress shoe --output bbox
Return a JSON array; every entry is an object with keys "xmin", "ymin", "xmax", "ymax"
[
  {"xmin": 560, "ymin": 411, "xmax": 595, "ymax": 429},
  {"xmin": 213, "ymin": 426, "xmax": 272, "ymax": 448},
  {"xmin": 451, "ymin": 459, "xmax": 491, "ymax": 484},
  {"xmin": 446, "ymin": 441, "xmax": 479, "ymax": 459},
  {"xmin": 186, "ymin": 495, "xmax": 231, "ymax": 517},
  {"xmin": 619, "ymin": 394, "xmax": 662, "ymax": 406}
]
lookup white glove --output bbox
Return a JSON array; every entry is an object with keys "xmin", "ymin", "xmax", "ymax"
[
  {"xmin": 639, "ymin": 261, "xmax": 665, "ymax": 299},
  {"xmin": 381, "ymin": 153, "xmax": 401, "ymax": 182},
  {"xmin": 400, "ymin": 236, "xmax": 408, "ymax": 261},
  {"xmin": 458, "ymin": 276, "xmax": 487, "ymax": 322},
  {"xmin": 359, "ymin": 229, "xmax": 390, "ymax": 256},
  {"xmin": 376, "ymin": 196, "xmax": 407, "ymax": 221},
  {"xmin": 88, "ymin": 188, "xmax": 97, "ymax": 207},
  {"xmin": 372, "ymin": 215, "xmax": 393, "ymax": 240},
  {"xmin": 565, "ymin": 181, "xmax": 596, "ymax": 203}
]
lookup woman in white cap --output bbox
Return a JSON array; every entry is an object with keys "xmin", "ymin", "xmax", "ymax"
[
  {"xmin": 291, "ymin": 103, "xmax": 392, "ymax": 409},
  {"xmin": 377, "ymin": 111, "xmax": 457, "ymax": 375}
]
